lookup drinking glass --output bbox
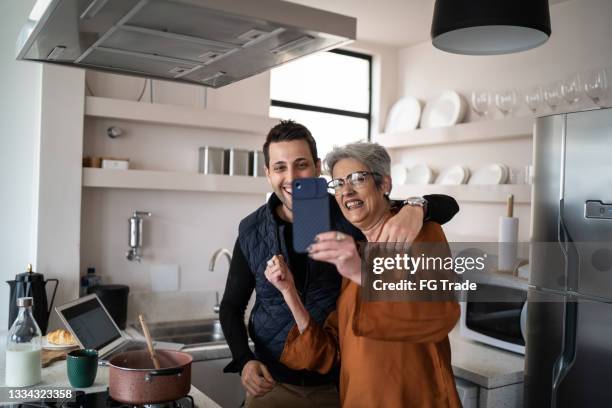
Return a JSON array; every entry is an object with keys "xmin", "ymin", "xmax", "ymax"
[
  {"xmin": 524, "ymin": 86, "xmax": 544, "ymax": 115},
  {"xmin": 495, "ymin": 90, "xmax": 519, "ymax": 117},
  {"xmin": 471, "ymin": 91, "xmax": 492, "ymax": 118},
  {"xmin": 583, "ymin": 68, "xmax": 609, "ymax": 107},
  {"xmin": 561, "ymin": 73, "xmax": 582, "ymax": 106},
  {"xmin": 543, "ymin": 82, "xmax": 563, "ymax": 111}
]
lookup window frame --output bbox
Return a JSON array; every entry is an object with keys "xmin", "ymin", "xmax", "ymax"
[{"xmin": 270, "ymin": 48, "xmax": 373, "ymax": 140}]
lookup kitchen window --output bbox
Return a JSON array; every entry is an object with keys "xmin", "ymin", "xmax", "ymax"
[{"xmin": 270, "ymin": 49, "xmax": 372, "ymax": 159}]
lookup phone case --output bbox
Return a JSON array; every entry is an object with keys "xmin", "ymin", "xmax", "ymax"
[{"xmin": 292, "ymin": 178, "xmax": 331, "ymax": 253}]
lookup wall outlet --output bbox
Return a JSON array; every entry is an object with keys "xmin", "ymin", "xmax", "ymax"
[{"xmin": 150, "ymin": 264, "xmax": 180, "ymax": 292}]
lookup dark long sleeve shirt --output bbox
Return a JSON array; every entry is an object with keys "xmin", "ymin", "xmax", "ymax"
[{"xmin": 219, "ymin": 194, "xmax": 459, "ymax": 376}]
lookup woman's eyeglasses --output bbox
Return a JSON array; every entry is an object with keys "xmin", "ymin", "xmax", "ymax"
[{"xmin": 327, "ymin": 171, "xmax": 379, "ymax": 193}]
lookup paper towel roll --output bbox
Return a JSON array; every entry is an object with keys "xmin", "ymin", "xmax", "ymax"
[{"xmin": 498, "ymin": 216, "xmax": 519, "ymax": 272}]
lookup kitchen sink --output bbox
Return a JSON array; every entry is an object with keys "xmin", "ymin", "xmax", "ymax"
[{"xmin": 132, "ymin": 318, "xmax": 225, "ymax": 347}]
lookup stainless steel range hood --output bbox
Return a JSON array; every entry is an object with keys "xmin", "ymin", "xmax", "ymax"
[{"xmin": 16, "ymin": 0, "xmax": 356, "ymax": 88}]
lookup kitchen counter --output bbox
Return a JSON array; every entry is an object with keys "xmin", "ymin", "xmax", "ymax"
[
  {"xmin": 182, "ymin": 330, "xmax": 524, "ymax": 390},
  {"xmin": 2, "ymin": 326, "xmax": 524, "ymax": 405},
  {"xmin": 449, "ymin": 328, "xmax": 525, "ymax": 389},
  {"xmin": 0, "ymin": 332, "xmax": 221, "ymax": 407}
]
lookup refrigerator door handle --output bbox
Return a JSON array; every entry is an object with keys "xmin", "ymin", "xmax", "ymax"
[
  {"xmin": 550, "ymin": 297, "xmax": 578, "ymax": 408},
  {"xmin": 550, "ymin": 198, "xmax": 579, "ymax": 408}
]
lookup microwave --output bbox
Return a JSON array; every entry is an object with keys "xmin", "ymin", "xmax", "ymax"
[{"xmin": 459, "ymin": 277, "xmax": 528, "ymax": 355}]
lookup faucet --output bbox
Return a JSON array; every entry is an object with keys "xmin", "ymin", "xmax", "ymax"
[{"xmin": 209, "ymin": 248, "xmax": 232, "ymax": 314}]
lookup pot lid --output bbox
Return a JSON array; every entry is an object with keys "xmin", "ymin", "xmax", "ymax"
[{"xmin": 14, "ymin": 264, "xmax": 45, "ymax": 283}]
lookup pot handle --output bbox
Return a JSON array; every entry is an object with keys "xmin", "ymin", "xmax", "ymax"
[
  {"xmin": 45, "ymin": 279, "xmax": 59, "ymax": 319},
  {"xmin": 144, "ymin": 367, "xmax": 184, "ymax": 383}
]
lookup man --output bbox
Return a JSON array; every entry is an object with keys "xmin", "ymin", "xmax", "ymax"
[{"xmin": 220, "ymin": 120, "xmax": 459, "ymax": 407}]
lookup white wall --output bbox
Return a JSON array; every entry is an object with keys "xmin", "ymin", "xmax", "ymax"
[
  {"xmin": 390, "ymin": 0, "xmax": 612, "ymax": 242},
  {"xmin": 397, "ymin": 0, "xmax": 612, "ymax": 112},
  {"xmin": 36, "ymin": 65, "xmax": 85, "ymax": 331},
  {"xmin": 0, "ymin": 0, "xmax": 41, "ymax": 330},
  {"xmin": 80, "ymin": 71, "xmax": 272, "ymax": 322},
  {"xmin": 346, "ymin": 40, "xmax": 399, "ymax": 134}
]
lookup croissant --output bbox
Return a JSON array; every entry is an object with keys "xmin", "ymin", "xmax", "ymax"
[{"xmin": 47, "ymin": 329, "xmax": 76, "ymax": 345}]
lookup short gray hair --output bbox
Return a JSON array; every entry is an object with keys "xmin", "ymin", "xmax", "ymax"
[{"xmin": 324, "ymin": 142, "xmax": 391, "ymax": 185}]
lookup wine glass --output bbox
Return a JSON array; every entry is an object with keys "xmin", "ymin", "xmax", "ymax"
[
  {"xmin": 543, "ymin": 82, "xmax": 563, "ymax": 111},
  {"xmin": 471, "ymin": 91, "xmax": 492, "ymax": 118},
  {"xmin": 495, "ymin": 90, "xmax": 519, "ymax": 117},
  {"xmin": 524, "ymin": 86, "xmax": 544, "ymax": 115},
  {"xmin": 583, "ymin": 68, "xmax": 609, "ymax": 107},
  {"xmin": 561, "ymin": 73, "xmax": 582, "ymax": 106}
]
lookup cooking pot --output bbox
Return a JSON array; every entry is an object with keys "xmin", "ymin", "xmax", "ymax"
[{"xmin": 108, "ymin": 349, "xmax": 192, "ymax": 405}]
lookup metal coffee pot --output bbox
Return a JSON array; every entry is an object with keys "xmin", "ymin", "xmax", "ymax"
[{"xmin": 7, "ymin": 264, "xmax": 58, "ymax": 334}]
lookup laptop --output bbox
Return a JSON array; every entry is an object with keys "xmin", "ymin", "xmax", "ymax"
[{"xmin": 55, "ymin": 294, "xmax": 146, "ymax": 363}]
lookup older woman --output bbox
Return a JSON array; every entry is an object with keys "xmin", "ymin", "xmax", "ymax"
[{"xmin": 265, "ymin": 142, "xmax": 461, "ymax": 408}]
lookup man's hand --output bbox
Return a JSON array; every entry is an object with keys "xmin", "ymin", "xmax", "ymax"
[
  {"xmin": 264, "ymin": 255, "xmax": 295, "ymax": 294},
  {"xmin": 378, "ymin": 204, "xmax": 424, "ymax": 248},
  {"xmin": 241, "ymin": 360, "xmax": 275, "ymax": 397}
]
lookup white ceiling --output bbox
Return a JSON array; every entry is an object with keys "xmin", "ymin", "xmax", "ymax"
[{"xmin": 289, "ymin": 0, "xmax": 572, "ymax": 48}]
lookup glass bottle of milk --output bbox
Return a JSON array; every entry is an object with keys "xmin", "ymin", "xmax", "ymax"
[{"xmin": 5, "ymin": 297, "xmax": 42, "ymax": 387}]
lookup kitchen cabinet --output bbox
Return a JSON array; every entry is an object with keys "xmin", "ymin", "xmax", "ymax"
[{"xmin": 192, "ymin": 358, "xmax": 245, "ymax": 408}]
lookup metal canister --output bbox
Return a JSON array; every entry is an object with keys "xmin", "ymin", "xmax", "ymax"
[
  {"xmin": 198, "ymin": 146, "xmax": 226, "ymax": 175},
  {"xmin": 224, "ymin": 148, "xmax": 250, "ymax": 176},
  {"xmin": 249, "ymin": 150, "xmax": 266, "ymax": 177}
]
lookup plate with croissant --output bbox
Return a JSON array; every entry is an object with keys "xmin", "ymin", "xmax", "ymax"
[{"xmin": 43, "ymin": 329, "xmax": 78, "ymax": 350}]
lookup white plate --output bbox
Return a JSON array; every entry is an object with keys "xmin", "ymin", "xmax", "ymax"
[
  {"xmin": 468, "ymin": 164, "xmax": 509, "ymax": 185},
  {"xmin": 405, "ymin": 163, "xmax": 434, "ymax": 184},
  {"xmin": 435, "ymin": 166, "xmax": 470, "ymax": 185},
  {"xmin": 421, "ymin": 90, "xmax": 467, "ymax": 129},
  {"xmin": 391, "ymin": 163, "xmax": 409, "ymax": 185},
  {"xmin": 385, "ymin": 97, "xmax": 422, "ymax": 133},
  {"xmin": 42, "ymin": 336, "xmax": 78, "ymax": 350}
]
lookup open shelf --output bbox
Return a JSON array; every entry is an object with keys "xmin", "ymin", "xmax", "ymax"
[
  {"xmin": 82, "ymin": 168, "xmax": 270, "ymax": 194},
  {"xmin": 84, "ymin": 96, "xmax": 279, "ymax": 134},
  {"xmin": 390, "ymin": 184, "xmax": 531, "ymax": 204},
  {"xmin": 375, "ymin": 117, "xmax": 533, "ymax": 149}
]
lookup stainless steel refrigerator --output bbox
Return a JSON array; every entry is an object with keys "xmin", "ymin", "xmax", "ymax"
[{"xmin": 526, "ymin": 107, "xmax": 612, "ymax": 407}]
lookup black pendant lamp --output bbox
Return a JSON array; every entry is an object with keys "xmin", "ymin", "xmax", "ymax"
[{"xmin": 431, "ymin": 0, "xmax": 551, "ymax": 55}]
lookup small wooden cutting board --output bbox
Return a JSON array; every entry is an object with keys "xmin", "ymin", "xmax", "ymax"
[{"xmin": 42, "ymin": 347, "xmax": 78, "ymax": 368}]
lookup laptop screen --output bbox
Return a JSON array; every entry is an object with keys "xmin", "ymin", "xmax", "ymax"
[{"xmin": 60, "ymin": 297, "xmax": 121, "ymax": 350}]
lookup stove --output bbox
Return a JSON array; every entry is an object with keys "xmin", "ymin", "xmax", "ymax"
[{"xmin": 0, "ymin": 389, "xmax": 195, "ymax": 408}]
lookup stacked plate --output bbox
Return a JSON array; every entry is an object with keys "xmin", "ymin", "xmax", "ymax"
[
  {"xmin": 385, "ymin": 90, "xmax": 467, "ymax": 133},
  {"xmin": 391, "ymin": 163, "xmax": 434, "ymax": 185},
  {"xmin": 421, "ymin": 90, "xmax": 467, "ymax": 129},
  {"xmin": 385, "ymin": 97, "xmax": 423, "ymax": 133},
  {"xmin": 468, "ymin": 164, "xmax": 509, "ymax": 185},
  {"xmin": 392, "ymin": 163, "xmax": 510, "ymax": 185},
  {"xmin": 435, "ymin": 166, "xmax": 470, "ymax": 185}
]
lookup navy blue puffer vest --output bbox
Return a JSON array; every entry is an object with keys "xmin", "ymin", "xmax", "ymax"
[{"xmin": 238, "ymin": 193, "xmax": 362, "ymax": 364}]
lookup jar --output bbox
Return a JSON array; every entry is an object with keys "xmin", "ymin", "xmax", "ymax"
[{"xmin": 5, "ymin": 297, "xmax": 42, "ymax": 387}]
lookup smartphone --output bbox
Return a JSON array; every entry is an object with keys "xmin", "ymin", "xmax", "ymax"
[{"xmin": 292, "ymin": 177, "xmax": 331, "ymax": 253}]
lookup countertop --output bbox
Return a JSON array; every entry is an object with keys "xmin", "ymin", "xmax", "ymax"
[
  {"xmin": 449, "ymin": 328, "xmax": 525, "ymax": 389},
  {"xmin": 2, "ymin": 325, "xmax": 524, "ymax": 401},
  {"xmin": 0, "ymin": 332, "xmax": 221, "ymax": 407},
  {"xmin": 179, "ymin": 329, "xmax": 525, "ymax": 390},
  {"xmin": 133, "ymin": 326, "xmax": 525, "ymax": 390}
]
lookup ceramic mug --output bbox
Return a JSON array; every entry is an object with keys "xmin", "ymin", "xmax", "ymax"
[{"xmin": 66, "ymin": 349, "xmax": 98, "ymax": 388}]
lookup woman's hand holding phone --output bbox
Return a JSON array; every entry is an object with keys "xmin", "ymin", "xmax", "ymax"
[{"xmin": 308, "ymin": 231, "xmax": 362, "ymax": 285}]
